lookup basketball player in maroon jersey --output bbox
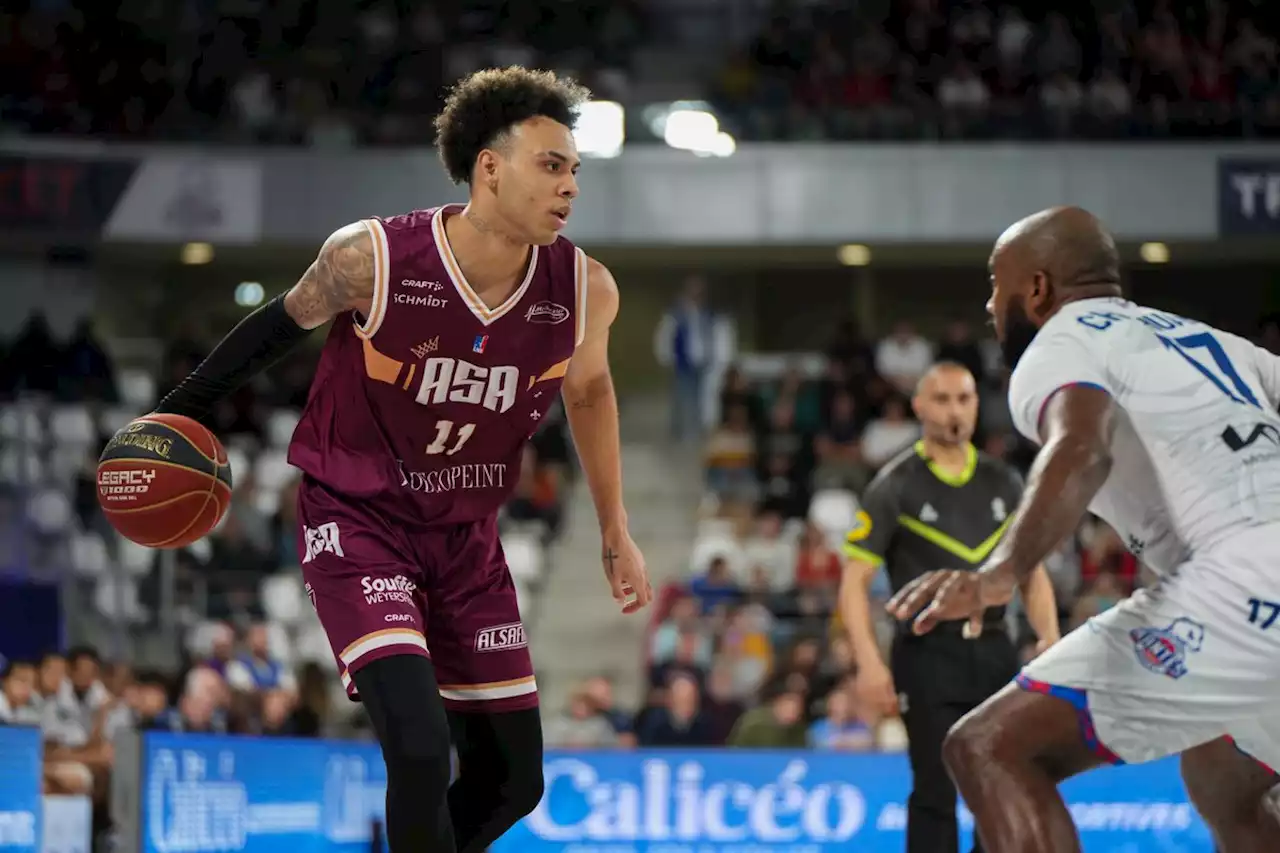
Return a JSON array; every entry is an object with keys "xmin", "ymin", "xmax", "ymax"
[{"xmin": 153, "ymin": 68, "xmax": 652, "ymax": 852}]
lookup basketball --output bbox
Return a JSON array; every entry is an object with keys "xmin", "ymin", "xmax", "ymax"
[{"xmin": 97, "ymin": 413, "xmax": 233, "ymax": 549}]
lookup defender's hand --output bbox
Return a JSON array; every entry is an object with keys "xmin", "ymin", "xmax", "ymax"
[
  {"xmin": 603, "ymin": 532, "xmax": 652, "ymax": 614},
  {"xmin": 887, "ymin": 568, "xmax": 1015, "ymax": 637}
]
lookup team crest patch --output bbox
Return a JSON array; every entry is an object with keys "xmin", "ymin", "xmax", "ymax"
[
  {"xmin": 1129, "ymin": 617, "xmax": 1205, "ymax": 679},
  {"xmin": 847, "ymin": 510, "xmax": 873, "ymax": 543}
]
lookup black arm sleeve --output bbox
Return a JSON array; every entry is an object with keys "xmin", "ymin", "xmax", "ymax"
[{"xmin": 153, "ymin": 293, "xmax": 314, "ymax": 421}]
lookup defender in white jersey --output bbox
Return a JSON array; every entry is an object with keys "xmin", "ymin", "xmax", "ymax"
[{"xmin": 888, "ymin": 207, "xmax": 1280, "ymax": 853}]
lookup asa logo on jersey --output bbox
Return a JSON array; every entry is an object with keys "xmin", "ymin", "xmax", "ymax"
[
  {"xmin": 1129, "ymin": 617, "xmax": 1205, "ymax": 679},
  {"xmin": 303, "ymin": 522, "xmax": 344, "ymax": 563},
  {"xmin": 475, "ymin": 622, "xmax": 527, "ymax": 653},
  {"xmin": 416, "ymin": 356, "xmax": 518, "ymax": 413},
  {"xmin": 525, "ymin": 301, "xmax": 569, "ymax": 325}
]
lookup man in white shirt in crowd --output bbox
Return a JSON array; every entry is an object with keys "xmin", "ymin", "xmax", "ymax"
[{"xmin": 875, "ymin": 321, "xmax": 934, "ymax": 396}]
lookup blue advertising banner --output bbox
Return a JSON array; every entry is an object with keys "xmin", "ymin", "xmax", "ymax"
[
  {"xmin": 131, "ymin": 734, "xmax": 1214, "ymax": 853},
  {"xmin": 1218, "ymin": 158, "xmax": 1280, "ymax": 235},
  {"xmin": 140, "ymin": 733, "xmax": 386, "ymax": 853},
  {"xmin": 0, "ymin": 726, "xmax": 43, "ymax": 853},
  {"xmin": 493, "ymin": 750, "xmax": 1213, "ymax": 853}
]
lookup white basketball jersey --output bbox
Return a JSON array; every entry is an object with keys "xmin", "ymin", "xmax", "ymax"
[{"xmin": 1008, "ymin": 297, "xmax": 1280, "ymax": 561}]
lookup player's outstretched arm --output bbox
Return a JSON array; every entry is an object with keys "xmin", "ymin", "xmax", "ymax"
[
  {"xmin": 562, "ymin": 257, "xmax": 652, "ymax": 614},
  {"xmin": 154, "ymin": 223, "xmax": 375, "ymax": 420},
  {"xmin": 984, "ymin": 385, "xmax": 1116, "ymax": 586},
  {"xmin": 889, "ymin": 385, "xmax": 1115, "ymax": 635}
]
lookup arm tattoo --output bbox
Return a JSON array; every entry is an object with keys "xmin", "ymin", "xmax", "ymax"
[{"xmin": 284, "ymin": 222, "xmax": 377, "ymax": 330}]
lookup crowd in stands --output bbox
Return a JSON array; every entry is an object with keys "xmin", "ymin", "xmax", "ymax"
[
  {"xmin": 6, "ymin": 1, "xmax": 1276, "ymax": 145},
  {"xmin": 0, "ymin": 0, "xmax": 645, "ymax": 145},
  {"xmin": 716, "ymin": 0, "xmax": 1280, "ymax": 140},
  {"xmin": 0, "ymin": 626, "xmax": 340, "ymax": 813}
]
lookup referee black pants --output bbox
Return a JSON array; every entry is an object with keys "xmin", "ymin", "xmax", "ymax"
[
  {"xmin": 894, "ymin": 633, "xmax": 1019, "ymax": 853},
  {"xmin": 903, "ymin": 697, "xmax": 981, "ymax": 853}
]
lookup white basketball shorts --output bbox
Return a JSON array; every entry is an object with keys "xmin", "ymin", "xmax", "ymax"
[{"xmin": 1016, "ymin": 524, "xmax": 1280, "ymax": 770}]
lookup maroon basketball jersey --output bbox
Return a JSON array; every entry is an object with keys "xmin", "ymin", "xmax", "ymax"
[{"xmin": 289, "ymin": 205, "xmax": 586, "ymax": 527}]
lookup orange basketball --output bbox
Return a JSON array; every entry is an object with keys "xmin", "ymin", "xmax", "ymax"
[{"xmin": 97, "ymin": 413, "xmax": 233, "ymax": 549}]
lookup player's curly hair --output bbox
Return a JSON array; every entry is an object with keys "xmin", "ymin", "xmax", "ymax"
[{"xmin": 434, "ymin": 67, "xmax": 591, "ymax": 186}]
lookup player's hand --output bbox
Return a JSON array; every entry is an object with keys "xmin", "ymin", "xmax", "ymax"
[
  {"xmin": 886, "ymin": 567, "xmax": 1016, "ymax": 637},
  {"xmin": 602, "ymin": 531, "xmax": 652, "ymax": 614},
  {"xmin": 1031, "ymin": 636, "xmax": 1058, "ymax": 658},
  {"xmin": 854, "ymin": 659, "xmax": 900, "ymax": 718}
]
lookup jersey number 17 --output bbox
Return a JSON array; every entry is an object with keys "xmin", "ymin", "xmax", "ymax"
[{"xmin": 1157, "ymin": 333, "xmax": 1262, "ymax": 409}]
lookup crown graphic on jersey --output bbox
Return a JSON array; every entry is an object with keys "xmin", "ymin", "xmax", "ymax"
[{"xmin": 411, "ymin": 336, "xmax": 440, "ymax": 360}]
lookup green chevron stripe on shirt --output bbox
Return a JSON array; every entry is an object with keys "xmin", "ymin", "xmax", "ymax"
[
  {"xmin": 842, "ymin": 542, "xmax": 884, "ymax": 566},
  {"xmin": 895, "ymin": 514, "xmax": 1014, "ymax": 564}
]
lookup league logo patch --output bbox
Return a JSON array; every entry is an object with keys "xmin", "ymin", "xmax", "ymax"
[{"xmin": 1129, "ymin": 617, "xmax": 1205, "ymax": 679}]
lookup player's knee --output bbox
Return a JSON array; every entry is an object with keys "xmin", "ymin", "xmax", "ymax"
[
  {"xmin": 355, "ymin": 655, "xmax": 453, "ymax": 773},
  {"xmin": 506, "ymin": 764, "xmax": 545, "ymax": 818},
  {"xmin": 941, "ymin": 716, "xmax": 987, "ymax": 783},
  {"xmin": 942, "ymin": 699, "xmax": 1024, "ymax": 784}
]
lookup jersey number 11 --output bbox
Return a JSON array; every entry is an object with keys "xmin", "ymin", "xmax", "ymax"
[{"xmin": 426, "ymin": 420, "xmax": 476, "ymax": 456}]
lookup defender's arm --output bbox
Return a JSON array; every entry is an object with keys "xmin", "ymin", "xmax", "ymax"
[
  {"xmin": 155, "ymin": 223, "xmax": 376, "ymax": 420},
  {"xmin": 981, "ymin": 386, "xmax": 1116, "ymax": 588}
]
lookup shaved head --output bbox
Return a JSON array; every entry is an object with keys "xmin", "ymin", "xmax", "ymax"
[
  {"xmin": 987, "ymin": 207, "xmax": 1124, "ymax": 368},
  {"xmin": 993, "ymin": 206, "xmax": 1121, "ymax": 294},
  {"xmin": 913, "ymin": 361, "xmax": 978, "ymax": 447}
]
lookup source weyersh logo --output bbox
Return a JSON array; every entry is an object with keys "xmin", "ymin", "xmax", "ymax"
[{"xmin": 360, "ymin": 575, "xmax": 416, "ymax": 606}]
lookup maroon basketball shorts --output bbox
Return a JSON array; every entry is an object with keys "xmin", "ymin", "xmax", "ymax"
[{"xmin": 296, "ymin": 478, "xmax": 537, "ymax": 712}]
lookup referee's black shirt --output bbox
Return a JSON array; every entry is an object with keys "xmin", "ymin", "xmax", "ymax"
[{"xmin": 844, "ymin": 441, "xmax": 1024, "ymax": 703}]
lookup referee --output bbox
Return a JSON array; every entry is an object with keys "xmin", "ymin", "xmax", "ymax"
[{"xmin": 838, "ymin": 361, "xmax": 1060, "ymax": 853}]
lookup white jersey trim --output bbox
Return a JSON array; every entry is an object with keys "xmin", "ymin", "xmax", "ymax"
[
  {"xmin": 353, "ymin": 218, "xmax": 391, "ymax": 340},
  {"xmin": 574, "ymin": 247, "xmax": 589, "ymax": 347},
  {"xmin": 432, "ymin": 204, "xmax": 539, "ymax": 326}
]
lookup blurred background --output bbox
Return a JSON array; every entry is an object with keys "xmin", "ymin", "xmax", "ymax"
[{"xmin": 0, "ymin": 0, "xmax": 1278, "ymax": 851}]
